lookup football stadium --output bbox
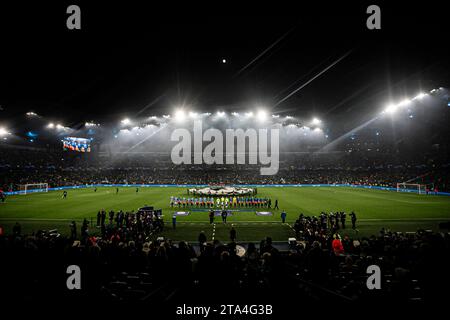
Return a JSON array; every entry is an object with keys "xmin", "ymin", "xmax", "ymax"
[{"xmin": 1, "ymin": 1, "xmax": 450, "ymax": 314}]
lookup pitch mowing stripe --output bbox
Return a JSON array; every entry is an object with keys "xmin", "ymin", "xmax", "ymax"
[{"xmin": 322, "ymin": 188, "xmax": 447, "ymax": 204}]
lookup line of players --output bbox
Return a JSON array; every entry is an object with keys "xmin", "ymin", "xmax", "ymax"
[{"xmin": 170, "ymin": 196, "xmax": 279, "ymax": 209}]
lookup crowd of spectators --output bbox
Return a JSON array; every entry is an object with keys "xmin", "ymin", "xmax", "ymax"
[
  {"xmin": 1, "ymin": 147, "xmax": 449, "ymax": 192},
  {"xmin": 1, "ymin": 212, "xmax": 449, "ymax": 304}
]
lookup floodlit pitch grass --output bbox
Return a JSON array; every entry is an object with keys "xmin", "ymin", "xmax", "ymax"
[{"xmin": 1, "ymin": 187, "xmax": 450, "ymax": 241}]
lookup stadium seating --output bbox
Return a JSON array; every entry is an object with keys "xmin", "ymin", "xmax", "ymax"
[{"xmin": 1, "ymin": 220, "xmax": 448, "ymax": 304}]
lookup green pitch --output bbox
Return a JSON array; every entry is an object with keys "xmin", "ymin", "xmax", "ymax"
[{"xmin": 1, "ymin": 187, "xmax": 450, "ymax": 241}]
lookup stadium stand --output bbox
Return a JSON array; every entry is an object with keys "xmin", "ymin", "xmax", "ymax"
[
  {"xmin": 1, "ymin": 219, "xmax": 449, "ymax": 304},
  {"xmin": 1, "ymin": 146, "xmax": 449, "ymax": 191}
]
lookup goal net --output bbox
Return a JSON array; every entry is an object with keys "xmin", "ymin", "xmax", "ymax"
[
  {"xmin": 18, "ymin": 183, "xmax": 49, "ymax": 195},
  {"xmin": 396, "ymin": 183, "xmax": 434, "ymax": 194}
]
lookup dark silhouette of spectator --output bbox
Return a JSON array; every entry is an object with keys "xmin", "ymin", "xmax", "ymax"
[
  {"xmin": 100, "ymin": 210, "xmax": 106, "ymax": 226},
  {"xmin": 172, "ymin": 214, "xmax": 177, "ymax": 229},
  {"xmin": 350, "ymin": 211, "xmax": 357, "ymax": 229},
  {"xmin": 81, "ymin": 218, "xmax": 89, "ymax": 238},
  {"xmin": 198, "ymin": 231, "xmax": 207, "ymax": 251},
  {"xmin": 12, "ymin": 222, "xmax": 21, "ymax": 237},
  {"xmin": 341, "ymin": 212, "xmax": 346, "ymax": 229},
  {"xmin": 221, "ymin": 210, "xmax": 228, "ymax": 223},
  {"xmin": 209, "ymin": 210, "xmax": 214, "ymax": 224},
  {"xmin": 70, "ymin": 220, "xmax": 77, "ymax": 239},
  {"xmin": 230, "ymin": 227, "xmax": 236, "ymax": 242}
]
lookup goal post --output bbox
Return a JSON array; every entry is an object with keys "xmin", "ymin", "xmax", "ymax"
[
  {"xmin": 18, "ymin": 183, "xmax": 49, "ymax": 195},
  {"xmin": 396, "ymin": 182, "xmax": 434, "ymax": 194}
]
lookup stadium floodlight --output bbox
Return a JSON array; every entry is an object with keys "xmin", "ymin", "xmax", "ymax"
[
  {"xmin": 311, "ymin": 117, "xmax": 321, "ymax": 125},
  {"xmin": 244, "ymin": 111, "xmax": 254, "ymax": 117},
  {"xmin": 47, "ymin": 122, "xmax": 55, "ymax": 129},
  {"xmin": 413, "ymin": 92, "xmax": 427, "ymax": 100},
  {"xmin": 26, "ymin": 111, "xmax": 37, "ymax": 116},
  {"xmin": 257, "ymin": 110, "xmax": 267, "ymax": 122},
  {"xmin": 188, "ymin": 111, "xmax": 198, "ymax": 118},
  {"xmin": 85, "ymin": 122, "xmax": 99, "ymax": 127},
  {"xmin": 163, "ymin": 115, "xmax": 171, "ymax": 119},
  {"xmin": 272, "ymin": 114, "xmax": 280, "ymax": 118},
  {"xmin": 217, "ymin": 111, "xmax": 225, "ymax": 117},
  {"xmin": 0, "ymin": 127, "xmax": 10, "ymax": 136},
  {"xmin": 149, "ymin": 116, "xmax": 157, "ymax": 120},
  {"xmin": 231, "ymin": 112, "xmax": 239, "ymax": 117},
  {"xmin": 313, "ymin": 127, "xmax": 322, "ymax": 133},
  {"xmin": 384, "ymin": 104, "xmax": 398, "ymax": 114},
  {"xmin": 56, "ymin": 124, "xmax": 64, "ymax": 130},
  {"xmin": 398, "ymin": 99, "xmax": 411, "ymax": 107},
  {"xmin": 121, "ymin": 118, "xmax": 131, "ymax": 125},
  {"xmin": 174, "ymin": 109, "xmax": 186, "ymax": 122},
  {"xmin": 285, "ymin": 115, "xmax": 293, "ymax": 119}
]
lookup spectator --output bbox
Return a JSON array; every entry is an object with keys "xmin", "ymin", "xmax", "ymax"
[
  {"xmin": 230, "ymin": 227, "xmax": 236, "ymax": 242},
  {"xmin": 281, "ymin": 211, "xmax": 287, "ymax": 223},
  {"xmin": 172, "ymin": 214, "xmax": 177, "ymax": 229},
  {"xmin": 70, "ymin": 220, "xmax": 77, "ymax": 239},
  {"xmin": 12, "ymin": 222, "xmax": 21, "ymax": 237},
  {"xmin": 332, "ymin": 234, "xmax": 344, "ymax": 256}
]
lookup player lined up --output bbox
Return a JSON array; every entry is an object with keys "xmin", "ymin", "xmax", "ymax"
[{"xmin": 170, "ymin": 196, "xmax": 279, "ymax": 209}]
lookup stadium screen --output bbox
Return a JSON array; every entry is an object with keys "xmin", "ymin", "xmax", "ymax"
[{"xmin": 62, "ymin": 137, "xmax": 92, "ymax": 152}]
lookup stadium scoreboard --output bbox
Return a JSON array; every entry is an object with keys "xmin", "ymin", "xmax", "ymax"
[{"xmin": 62, "ymin": 137, "xmax": 92, "ymax": 152}]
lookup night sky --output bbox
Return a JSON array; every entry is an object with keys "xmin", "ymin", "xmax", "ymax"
[{"xmin": 0, "ymin": 1, "xmax": 448, "ymax": 129}]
